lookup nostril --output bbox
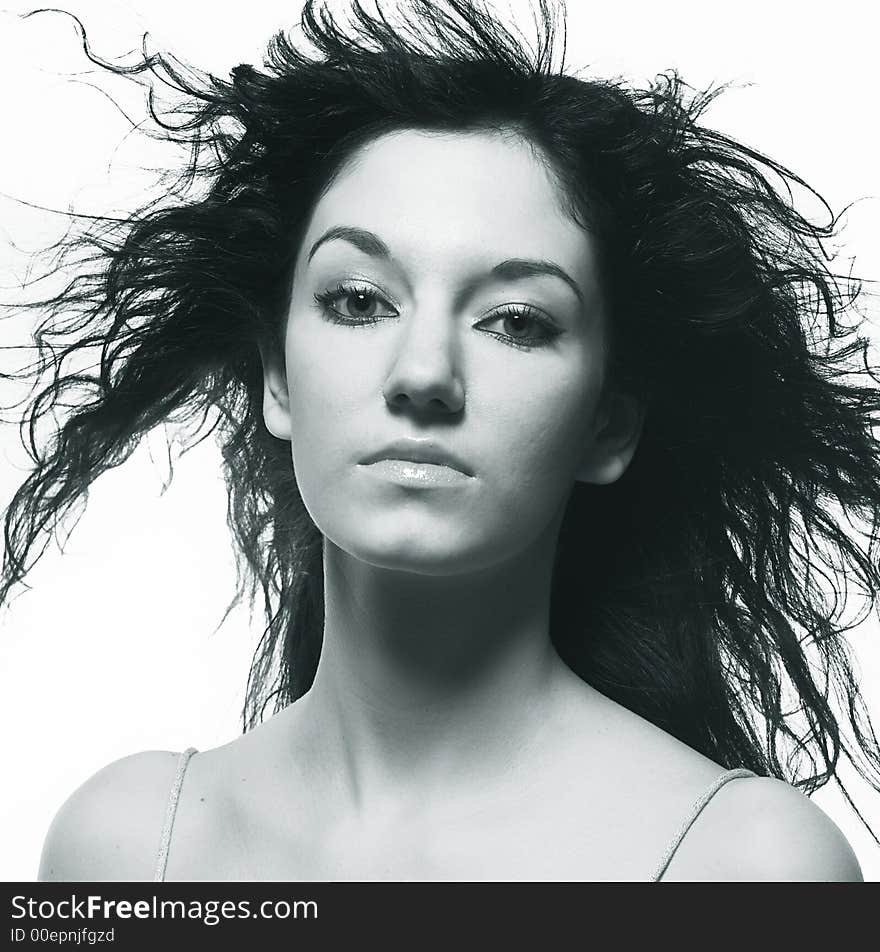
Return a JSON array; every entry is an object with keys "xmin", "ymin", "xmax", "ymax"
[
  {"xmin": 391, "ymin": 392, "xmax": 452, "ymax": 413},
  {"xmin": 385, "ymin": 378, "xmax": 465, "ymax": 415}
]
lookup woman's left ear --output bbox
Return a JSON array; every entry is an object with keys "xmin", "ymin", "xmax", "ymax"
[{"xmin": 575, "ymin": 391, "xmax": 644, "ymax": 485}]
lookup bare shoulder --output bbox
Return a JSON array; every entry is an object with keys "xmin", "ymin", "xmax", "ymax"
[
  {"xmin": 662, "ymin": 775, "xmax": 863, "ymax": 882},
  {"xmin": 38, "ymin": 750, "xmax": 184, "ymax": 882}
]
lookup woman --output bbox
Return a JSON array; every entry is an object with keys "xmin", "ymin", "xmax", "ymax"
[{"xmin": 4, "ymin": 0, "xmax": 878, "ymax": 880}]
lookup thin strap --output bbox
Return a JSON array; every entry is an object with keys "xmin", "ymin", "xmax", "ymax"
[
  {"xmin": 153, "ymin": 747, "xmax": 198, "ymax": 883},
  {"xmin": 649, "ymin": 768, "xmax": 756, "ymax": 882}
]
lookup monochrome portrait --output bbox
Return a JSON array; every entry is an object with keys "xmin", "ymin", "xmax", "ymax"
[{"xmin": 1, "ymin": 0, "xmax": 878, "ymax": 883}]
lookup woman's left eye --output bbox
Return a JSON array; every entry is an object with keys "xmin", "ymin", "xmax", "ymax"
[{"xmin": 475, "ymin": 306, "xmax": 561, "ymax": 349}]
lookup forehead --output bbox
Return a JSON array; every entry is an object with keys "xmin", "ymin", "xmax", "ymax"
[{"xmin": 301, "ymin": 128, "xmax": 598, "ymax": 281}]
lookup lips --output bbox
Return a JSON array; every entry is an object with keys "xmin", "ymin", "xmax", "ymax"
[{"xmin": 360, "ymin": 438, "xmax": 473, "ymax": 476}]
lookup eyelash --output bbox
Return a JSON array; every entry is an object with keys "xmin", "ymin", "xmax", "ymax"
[
  {"xmin": 313, "ymin": 282, "xmax": 395, "ymax": 325},
  {"xmin": 313, "ymin": 281, "xmax": 562, "ymax": 350}
]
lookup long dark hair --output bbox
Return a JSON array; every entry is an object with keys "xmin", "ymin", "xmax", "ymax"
[{"xmin": 3, "ymin": 0, "xmax": 879, "ymax": 835}]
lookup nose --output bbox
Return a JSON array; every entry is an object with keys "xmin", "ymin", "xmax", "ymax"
[{"xmin": 382, "ymin": 304, "xmax": 465, "ymax": 415}]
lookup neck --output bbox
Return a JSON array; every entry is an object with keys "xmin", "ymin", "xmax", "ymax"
[{"xmin": 296, "ymin": 512, "xmax": 582, "ymax": 814}]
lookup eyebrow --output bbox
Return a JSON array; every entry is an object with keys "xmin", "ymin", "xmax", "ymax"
[{"xmin": 307, "ymin": 225, "xmax": 585, "ymax": 304}]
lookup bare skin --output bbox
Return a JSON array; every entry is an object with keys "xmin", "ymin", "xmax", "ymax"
[
  {"xmin": 38, "ymin": 679, "xmax": 861, "ymax": 881},
  {"xmin": 38, "ymin": 129, "xmax": 862, "ymax": 882}
]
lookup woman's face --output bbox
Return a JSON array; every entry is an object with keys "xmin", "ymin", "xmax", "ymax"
[{"xmin": 263, "ymin": 128, "xmax": 639, "ymax": 575}]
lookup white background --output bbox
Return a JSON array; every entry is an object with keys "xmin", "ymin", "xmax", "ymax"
[{"xmin": 1, "ymin": 0, "xmax": 878, "ymax": 880}]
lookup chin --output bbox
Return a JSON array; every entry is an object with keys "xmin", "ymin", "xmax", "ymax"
[
  {"xmin": 326, "ymin": 528, "xmax": 512, "ymax": 578},
  {"xmin": 311, "ymin": 498, "xmax": 555, "ymax": 577},
  {"xmin": 342, "ymin": 541, "xmax": 482, "ymax": 576}
]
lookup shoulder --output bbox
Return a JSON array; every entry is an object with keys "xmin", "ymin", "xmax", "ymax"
[
  {"xmin": 662, "ymin": 775, "xmax": 863, "ymax": 882},
  {"xmin": 38, "ymin": 750, "xmax": 185, "ymax": 882}
]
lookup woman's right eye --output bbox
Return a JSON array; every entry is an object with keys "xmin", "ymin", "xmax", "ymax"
[{"xmin": 314, "ymin": 283, "xmax": 398, "ymax": 324}]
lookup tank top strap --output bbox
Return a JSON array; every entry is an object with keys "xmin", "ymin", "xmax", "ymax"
[
  {"xmin": 154, "ymin": 747, "xmax": 199, "ymax": 882},
  {"xmin": 649, "ymin": 768, "xmax": 757, "ymax": 882}
]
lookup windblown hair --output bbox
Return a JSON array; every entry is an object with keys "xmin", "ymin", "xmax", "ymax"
[{"xmin": 3, "ymin": 0, "xmax": 879, "ymax": 832}]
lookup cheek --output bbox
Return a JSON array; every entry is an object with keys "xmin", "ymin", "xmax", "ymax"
[
  {"xmin": 285, "ymin": 318, "xmax": 369, "ymax": 425},
  {"xmin": 482, "ymin": 365, "xmax": 600, "ymax": 494},
  {"xmin": 282, "ymin": 328, "xmax": 350, "ymax": 485}
]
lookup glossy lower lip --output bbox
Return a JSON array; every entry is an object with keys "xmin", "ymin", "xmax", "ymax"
[{"xmin": 358, "ymin": 458, "xmax": 472, "ymax": 486}]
